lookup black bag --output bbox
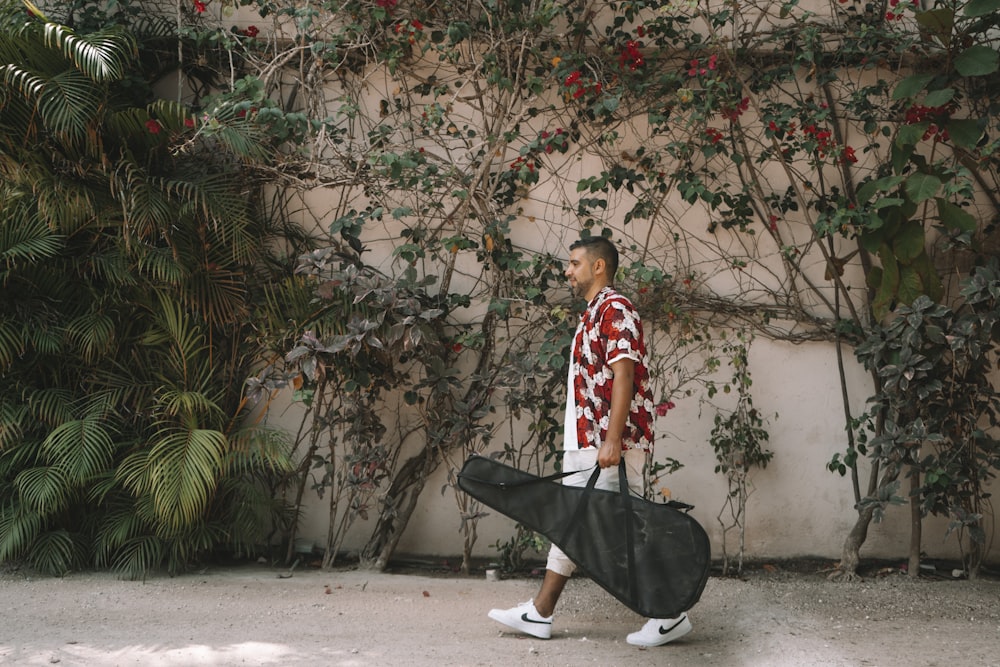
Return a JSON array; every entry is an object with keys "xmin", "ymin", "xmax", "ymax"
[{"xmin": 457, "ymin": 454, "xmax": 711, "ymax": 619}]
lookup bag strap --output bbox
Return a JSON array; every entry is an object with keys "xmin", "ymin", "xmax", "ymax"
[{"xmin": 618, "ymin": 460, "xmax": 639, "ymax": 608}]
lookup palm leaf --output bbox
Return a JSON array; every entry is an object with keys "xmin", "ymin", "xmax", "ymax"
[
  {"xmin": 13, "ymin": 465, "xmax": 70, "ymax": 514},
  {"xmin": 0, "ymin": 316, "xmax": 24, "ymax": 369},
  {"xmin": 116, "ymin": 449, "xmax": 153, "ymax": 496},
  {"xmin": 27, "ymin": 528, "xmax": 81, "ymax": 575},
  {"xmin": 93, "ymin": 498, "xmax": 148, "ymax": 566},
  {"xmin": 148, "ymin": 426, "xmax": 227, "ymax": 529},
  {"xmin": 226, "ymin": 424, "xmax": 294, "ymax": 475},
  {"xmin": 40, "ymin": 22, "xmax": 136, "ymax": 82},
  {"xmin": 136, "ymin": 246, "xmax": 186, "ymax": 284},
  {"xmin": 41, "ymin": 417, "xmax": 115, "ymax": 483},
  {"xmin": 156, "ymin": 389, "xmax": 225, "ymax": 422},
  {"xmin": 24, "ymin": 387, "xmax": 76, "ymax": 427},
  {"xmin": 0, "ymin": 210, "xmax": 65, "ymax": 265},
  {"xmin": 0, "ymin": 501, "xmax": 42, "ymax": 561},
  {"xmin": 0, "ymin": 63, "xmax": 47, "ymax": 101},
  {"xmin": 65, "ymin": 310, "xmax": 116, "ymax": 363},
  {"xmin": 110, "ymin": 534, "xmax": 163, "ymax": 580},
  {"xmin": 40, "ymin": 69, "xmax": 102, "ymax": 139}
]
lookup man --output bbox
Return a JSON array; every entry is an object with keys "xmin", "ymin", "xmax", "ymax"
[{"xmin": 487, "ymin": 236, "xmax": 692, "ymax": 647}]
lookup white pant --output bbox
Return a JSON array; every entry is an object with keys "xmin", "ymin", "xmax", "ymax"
[{"xmin": 545, "ymin": 448, "xmax": 647, "ymax": 577}]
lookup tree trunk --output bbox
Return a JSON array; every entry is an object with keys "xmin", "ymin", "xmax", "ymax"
[
  {"xmin": 908, "ymin": 467, "xmax": 921, "ymax": 579},
  {"xmin": 832, "ymin": 461, "xmax": 900, "ymax": 580},
  {"xmin": 832, "ymin": 502, "xmax": 875, "ymax": 580},
  {"xmin": 359, "ymin": 447, "xmax": 436, "ymax": 570}
]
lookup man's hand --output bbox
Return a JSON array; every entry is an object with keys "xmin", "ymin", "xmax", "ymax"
[{"xmin": 597, "ymin": 437, "xmax": 622, "ymax": 469}]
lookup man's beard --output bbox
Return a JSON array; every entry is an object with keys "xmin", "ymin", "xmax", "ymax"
[{"xmin": 571, "ymin": 278, "xmax": 591, "ymax": 299}]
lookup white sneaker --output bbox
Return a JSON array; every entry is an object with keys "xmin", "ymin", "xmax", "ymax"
[
  {"xmin": 488, "ymin": 600, "xmax": 553, "ymax": 639},
  {"xmin": 626, "ymin": 614, "xmax": 692, "ymax": 647}
]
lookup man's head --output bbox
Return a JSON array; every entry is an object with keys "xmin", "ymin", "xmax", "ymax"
[{"xmin": 566, "ymin": 237, "xmax": 619, "ymax": 301}]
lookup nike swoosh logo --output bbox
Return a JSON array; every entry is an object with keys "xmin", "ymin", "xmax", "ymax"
[
  {"xmin": 521, "ymin": 613, "xmax": 552, "ymax": 626},
  {"xmin": 659, "ymin": 617, "xmax": 686, "ymax": 635}
]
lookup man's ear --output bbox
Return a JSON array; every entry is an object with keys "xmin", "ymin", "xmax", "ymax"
[{"xmin": 592, "ymin": 257, "xmax": 606, "ymax": 277}]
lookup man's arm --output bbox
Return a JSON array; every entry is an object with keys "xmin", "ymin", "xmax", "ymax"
[{"xmin": 597, "ymin": 357, "xmax": 635, "ymax": 468}]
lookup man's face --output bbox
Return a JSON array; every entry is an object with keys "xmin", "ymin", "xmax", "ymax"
[{"xmin": 565, "ymin": 246, "xmax": 597, "ymax": 299}]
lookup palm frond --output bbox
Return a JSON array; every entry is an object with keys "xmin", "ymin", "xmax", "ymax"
[
  {"xmin": 41, "ymin": 417, "xmax": 115, "ymax": 484},
  {"xmin": 0, "ymin": 501, "xmax": 42, "ymax": 561},
  {"xmin": 93, "ymin": 498, "xmax": 148, "ymax": 566},
  {"xmin": 0, "ymin": 209, "xmax": 66, "ymax": 265},
  {"xmin": 114, "ymin": 159, "xmax": 176, "ymax": 241},
  {"xmin": 13, "ymin": 465, "xmax": 70, "ymax": 514},
  {"xmin": 116, "ymin": 449, "xmax": 152, "ymax": 496},
  {"xmin": 24, "ymin": 387, "xmax": 76, "ymax": 427},
  {"xmin": 0, "ymin": 315, "xmax": 24, "ymax": 369},
  {"xmin": 156, "ymin": 389, "xmax": 225, "ymax": 422},
  {"xmin": 0, "ymin": 398, "xmax": 30, "ymax": 450},
  {"xmin": 65, "ymin": 310, "xmax": 116, "ymax": 363},
  {"xmin": 0, "ymin": 63, "xmax": 47, "ymax": 102},
  {"xmin": 226, "ymin": 424, "xmax": 294, "ymax": 475},
  {"xmin": 180, "ymin": 266, "xmax": 249, "ymax": 328},
  {"xmin": 136, "ymin": 246, "xmax": 185, "ymax": 284},
  {"xmin": 110, "ymin": 534, "xmax": 163, "ymax": 580},
  {"xmin": 148, "ymin": 426, "xmax": 227, "ymax": 529},
  {"xmin": 41, "ymin": 22, "xmax": 136, "ymax": 82},
  {"xmin": 27, "ymin": 528, "xmax": 82, "ymax": 575},
  {"xmin": 40, "ymin": 69, "xmax": 102, "ymax": 139}
]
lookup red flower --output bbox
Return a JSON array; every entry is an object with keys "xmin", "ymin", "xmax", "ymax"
[
  {"xmin": 841, "ymin": 146, "xmax": 858, "ymax": 164},
  {"xmin": 655, "ymin": 401, "xmax": 676, "ymax": 417},
  {"xmin": 411, "ymin": 19, "xmax": 423, "ymax": 30},
  {"xmin": 243, "ymin": 25, "xmax": 259, "ymax": 37},
  {"xmin": 564, "ymin": 70, "xmax": 582, "ymax": 86},
  {"xmin": 184, "ymin": 117, "xmax": 195, "ymax": 128},
  {"xmin": 145, "ymin": 119, "xmax": 162, "ymax": 134},
  {"xmin": 194, "ymin": 0, "xmax": 206, "ymax": 13},
  {"xmin": 376, "ymin": 0, "xmax": 397, "ymax": 7}
]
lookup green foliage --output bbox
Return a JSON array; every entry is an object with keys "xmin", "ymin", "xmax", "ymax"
[
  {"xmin": 708, "ymin": 333, "xmax": 774, "ymax": 575},
  {"xmin": 854, "ymin": 261, "xmax": 1000, "ymax": 573},
  {"xmin": 0, "ymin": 2, "xmax": 296, "ymax": 577}
]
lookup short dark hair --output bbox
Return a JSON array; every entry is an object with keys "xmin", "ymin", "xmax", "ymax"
[{"xmin": 569, "ymin": 236, "xmax": 619, "ymax": 278}]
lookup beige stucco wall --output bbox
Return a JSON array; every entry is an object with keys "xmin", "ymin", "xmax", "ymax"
[
  {"xmin": 200, "ymin": 0, "xmax": 996, "ymax": 566},
  {"xmin": 271, "ymin": 330, "xmax": 995, "ymax": 564}
]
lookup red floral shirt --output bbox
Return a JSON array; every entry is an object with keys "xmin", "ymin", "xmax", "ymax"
[{"xmin": 570, "ymin": 286, "xmax": 654, "ymax": 452}]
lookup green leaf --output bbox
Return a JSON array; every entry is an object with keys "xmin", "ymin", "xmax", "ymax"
[
  {"xmin": 897, "ymin": 264, "xmax": 925, "ymax": 305},
  {"xmin": 893, "ymin": 222, "xmax": 925, "ymax": 262},
  {"xmin": 878, "ymin": 244, "xmax": 900, "ymax": 293},
  {"xmin": 915, "ymin": 8, "xmax": 954, "ymax": 47},
  {"xmin": 946, "ymin": 118, "xmax": 984, "ymax": 150},
  {"xmin": 905, "ymin": 172, "xmax": 941, "ymax": 203},
  {"xmin": 892, "ymin": 73, "xmax": 935, "ymax": 100},
  {"xmin": 954, "ymin": 46, "xmax": 1000, "ymax": 77},
  {"xmin": 895, "ymin": 124, "xmax": 925, "ymax": 148},
  {"xmin": 936, "ymin": 198, "xmax": 977, "ymax": 232},
  {"xmin": 922, "ymin": 88, "xmax": 954, "ymax": 107},
  {"xmin": 964, "ymin": 0, "xmax": 1000, "ymax": 16}
]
